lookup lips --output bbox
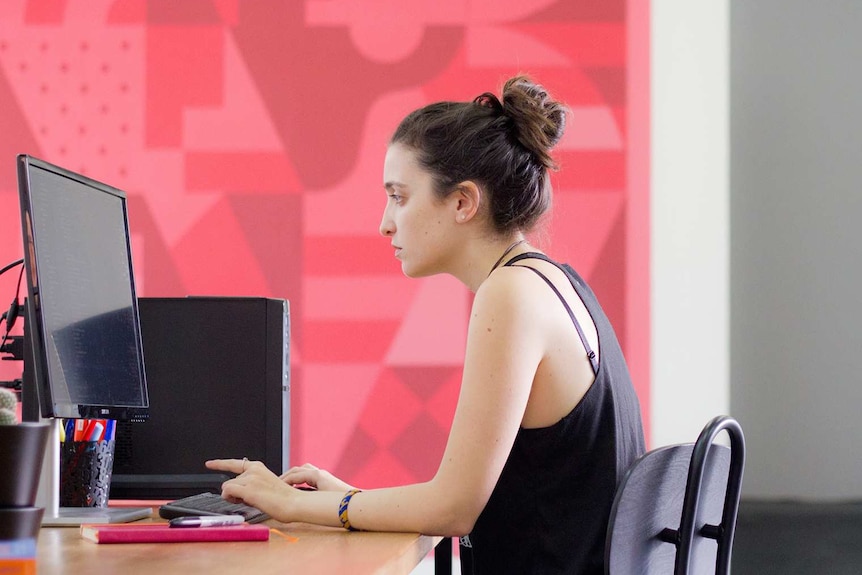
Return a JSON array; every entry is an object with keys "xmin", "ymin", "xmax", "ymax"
[{"xmin": 393, "ymin": 246, "xmax": 402, "ymax": 257}]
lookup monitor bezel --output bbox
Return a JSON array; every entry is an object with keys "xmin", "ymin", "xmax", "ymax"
[{"xmin": 17, "ymin": 154, "xmax": 149, "ymax": 421}]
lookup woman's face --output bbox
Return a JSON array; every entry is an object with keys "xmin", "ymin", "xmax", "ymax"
[{"xmin": 380, "ymin": 143, "xmax": 457, "ymax": 278}]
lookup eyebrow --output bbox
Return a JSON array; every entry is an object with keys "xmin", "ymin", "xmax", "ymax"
[{"xmin": 383, "ymin": 181, "xmax": 406, "ymax": 192}]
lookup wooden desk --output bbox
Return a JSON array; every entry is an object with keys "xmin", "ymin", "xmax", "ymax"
[{"xmin": 35, "ymin": 512, "xmax": 439, "ymax": 575}]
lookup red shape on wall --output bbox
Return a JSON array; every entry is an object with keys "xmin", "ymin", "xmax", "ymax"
[
  {"xmin": 304, "ymin": 237, "xmax": 399, "ymax": 276},
  {"xmin": 525, "ymin": 0, "xmax": 626, "ymax": 21},
  {"xmin": 228, "ymin": 193, "xmax": 304, "ymax": 314},
  {"xmin": 333, "ymin": 427, "xmax": 379, "ymax": 485},
  {"xmin": 146, "ymin": 0, "xmax": 223, "ymax": 24},
  {"xmin": 389, "ymin": 412, "xmax": 449, "ymax": 482},
  {"xmin": 125, "ymin": 195, "xmax": 186, "ymax": 296},
  {"xmin": 583, "ymin": 67, "xmax": 626, "ymax": 107},
  {"xmin": 185, "ymin": 152, "xmax": 302, "ymax": 193},
  {"xmin": 512, "ymin": 23, "xmax": 626, "ymax": 66},
  {"xmin": 24, "ymin": 0, "xmax": 66, "ymax": 24},
  {"xmin": 586, "ymin": 208, "xmax": 627, "ymax": 354},
  {"xmin": 171, "ymin": 197, "xmax": 270, "ymax": 295},
  {"xmin": 302, "ymin": 320, "xmax": 400, "ymax": 363},
  {"xmin": 107, "ymin": 0, "xmax": 146, "ymax": 23},
  {"xmin": 230, "ymin": 1, "xmax": 464, "ymax": 188},
  {"xmin": 0, "ymin": 73, "xmax": 40, "ymax": 190},
  {"xmin": 358, "ymin": 369, "xmax": 422, "ymax": 447},
  {"xmin": 556, "ymin": 151, "xmax": 626, "ymax": 190},
  {"xmin": 145, "ymin": 26, "xmax": 224, "ymax": 147}
]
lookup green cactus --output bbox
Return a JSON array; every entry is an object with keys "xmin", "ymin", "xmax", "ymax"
[
  {"xmin": 0, "ymin": 408, "xmax": 17, "ymax": 425},
  {"xmin": 0, "ymin": 387, "xmax": 19, "ymax": 424}
]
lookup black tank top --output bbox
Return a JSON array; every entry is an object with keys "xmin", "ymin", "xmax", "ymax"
[{"xmin": 460, "ymin": 254, "xmax": 645, "ymax": 574}]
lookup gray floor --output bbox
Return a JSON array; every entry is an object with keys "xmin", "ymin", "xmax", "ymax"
[{"xmin": 733, "ymin": 499, "xmax": 862, "ymax": 574}]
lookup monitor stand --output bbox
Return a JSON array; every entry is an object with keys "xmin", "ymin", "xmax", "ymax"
[
  {"xmin": 41, "ymin": 506, "xmax": 152, "ymax": 526},
  {"xmin": 36, "ymin": 419, "xmax": 152, "ymax": 526}
]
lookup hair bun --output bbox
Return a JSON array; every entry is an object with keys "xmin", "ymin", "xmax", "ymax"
[{"xmin": 500, "ymin": 76, "xmax": 567, "ymax": 170}]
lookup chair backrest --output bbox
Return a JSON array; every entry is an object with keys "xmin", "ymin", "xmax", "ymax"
[{"xmin": 605, "ymin": 416, "xmax": 745, "ymax": 575}]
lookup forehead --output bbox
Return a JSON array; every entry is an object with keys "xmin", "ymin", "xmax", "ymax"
[{"xmin": 383, "ymin": 143, "xmax": 427, "ymax": 186}]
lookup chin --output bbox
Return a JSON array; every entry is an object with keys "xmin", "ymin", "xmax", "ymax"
[
  {"xmin": 401, "ymin": 261, "xmax": 434, "ymax": 279},
  {"xmin": 401, "ymin": 266, "xmax": 421, "ymax": 279}
]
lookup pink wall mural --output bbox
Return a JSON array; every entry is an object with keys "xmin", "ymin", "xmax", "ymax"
[{"xmin": 0, "ymin": 0, "xmax": 649, "ymax": 487}]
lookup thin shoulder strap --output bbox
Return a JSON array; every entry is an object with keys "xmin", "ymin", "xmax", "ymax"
[{"xmin": 504, "ymin": 253, "xmax": 599, "ymax": 374}]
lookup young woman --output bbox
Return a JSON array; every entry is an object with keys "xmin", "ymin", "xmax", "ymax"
[{"xmin": 207, "ymin": 75, "xmax": 645, "ymax": 574}]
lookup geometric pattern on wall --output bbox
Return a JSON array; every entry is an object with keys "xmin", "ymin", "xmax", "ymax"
[{"xmin": 0, "ymin": 0, "xmax": 649, "ymax": 487}]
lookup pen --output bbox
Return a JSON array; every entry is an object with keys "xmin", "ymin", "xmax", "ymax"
[
  {"xmin": 73, "ymin": 419, "xmax": 86, "ymax": 441},
  {"xmin": 104, "ymin": 419, "xmax": 115, "ymax": 441},
  {"xmin": 168, "ymin": 515, "xmax": 245, "ymax": 528},
  {"xmin": 88, "ymin": 421, "xmax": 104, "ymax": 442},
  {"xmin": 81, "ymin": 419, "xmax": 97, "ymax": 441}
]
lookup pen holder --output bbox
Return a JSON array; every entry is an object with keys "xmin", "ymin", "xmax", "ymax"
[{"xmin": 60, "ymin": 440, "xmax": 115, "ymax": 508}]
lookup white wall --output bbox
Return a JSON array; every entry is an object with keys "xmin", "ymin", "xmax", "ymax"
[
  {"xmin": 653, "ymin": 0, "xmax": 862, "ymax": 500},
  {"xmin": 651, "ymin": 0, "xmax": 731, "ymax": 448},
  {"xmin": 730, "ymin": 1, "xmax": 862, "ymax": 500}
]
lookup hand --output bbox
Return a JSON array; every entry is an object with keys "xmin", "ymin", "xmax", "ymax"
[
  {"xmin": 205, "ymin": 458, "xmax": 299, "ymax": 522},
  {"xmin": 280, "ymin": 463, "xmax": 355, "ymax": 492}
]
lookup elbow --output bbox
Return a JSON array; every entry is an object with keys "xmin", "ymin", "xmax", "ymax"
[
  {"xmin": 418, "ymin": 477, "xmax": 488, "ymax": 536},
  {"xmin": 447, "ymin": 516, "xmax": 478, "ymax": 538},
  {"xmin": 433, "ymin": 517, "xmax": 476, "ymax": 539},
  {"xmin": 430, "ymin": 499, "xmax": 483, "ymax": 537}
]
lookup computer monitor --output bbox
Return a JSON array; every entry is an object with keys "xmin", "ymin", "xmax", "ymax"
[
  {"xmin": 16, "ymin": 154, "xmax": 151, "ymax": 524},
  {"xmin": 17, "ymin": 155, "xmax": 149, "ymax": 420}
]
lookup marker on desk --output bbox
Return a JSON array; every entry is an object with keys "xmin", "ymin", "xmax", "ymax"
[
  {"xmin": 88, "ymin": 421, "xmax": 104, "ymax": 442},
  {"xmin": 74, "ymin": 419, "xmax": 86, "ymax": 441},
  {"xmin": 169, "ymin": 515, "xmax": 245, "ymax": 528},
  {"xmin": 104, "ymin": 419, "xmax": 115, "ymax": 441},
  {"xmin": 81, "ymin": 419, "xmax": 97, "ymax": 441}
]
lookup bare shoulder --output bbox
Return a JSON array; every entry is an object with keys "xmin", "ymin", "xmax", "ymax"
[
  {"xmin": 471, "ymin": 261, "xmax": 588, "ymax": 346},
  {"xmin": 475, "ymin": 264, "xmax": 543, "ymax": 302},
  {"xmin": 469, "ymin": 265, "xmax": 551, "ymax": 339},
  {"xmin": 474, "ymin": 264, "xmax": 549, "ymax": 313}
]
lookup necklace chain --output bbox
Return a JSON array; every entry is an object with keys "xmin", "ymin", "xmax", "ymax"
[{"xmin": 488, "ymin": 239, "xmax": 527, "ymax": 277}]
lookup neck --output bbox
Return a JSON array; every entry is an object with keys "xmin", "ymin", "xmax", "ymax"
[
  {"xmin": 487, "ymin": 239, "xmax": 527, "ymax": 277},
  {"xmin": 452, "ymin": 234, "xmax": 529, "ymax": 292}
]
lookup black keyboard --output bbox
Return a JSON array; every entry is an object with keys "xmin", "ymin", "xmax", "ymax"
[{"xmin": 159, "ymin": 492, "xmax": 269, "ymax": 524}]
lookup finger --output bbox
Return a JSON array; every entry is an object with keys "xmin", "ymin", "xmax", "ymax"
[
  {"xmin": 220, "ymin": 481, "xmax": 248, "ymax": 505},
  {"xmin": 205, "ymin": 458, "xmax": 246, "ymax": 474},
  {"xmin": 280, "ymin": 463, "xmax": 314, "ymax": 477},
  {"xmin": 279, "ymin": 468, "xmax": 313, "ymax": 485}
]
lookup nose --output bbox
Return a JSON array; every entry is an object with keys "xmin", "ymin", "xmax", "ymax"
[{"xmin": 379, "ymin": 205, "xmax": 395, "ymax": 237}]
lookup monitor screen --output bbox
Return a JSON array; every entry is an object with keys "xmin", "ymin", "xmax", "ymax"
[{"xmin": 16, "ymin": 155, "xmax": 149, "ymax": 420}]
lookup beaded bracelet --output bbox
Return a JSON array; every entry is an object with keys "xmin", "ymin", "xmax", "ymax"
[{"xmin": 338, "ymin": 489, "xmax": 362, "ymax": 531}]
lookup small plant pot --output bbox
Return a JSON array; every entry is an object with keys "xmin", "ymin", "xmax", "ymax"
[
  {"xmin": 0, "ymin": 506, "xmax": 44, "ymax": 540},
  {"xmin": 0, "ymin": 422, "xmax": 50, "ymax": 507}
]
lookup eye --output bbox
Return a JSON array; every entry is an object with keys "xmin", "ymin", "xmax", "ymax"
[{"xmin": 388, "ymin": 193, "xmax": 404, "ymax": 205}]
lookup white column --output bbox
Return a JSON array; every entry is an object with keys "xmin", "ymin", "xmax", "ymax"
[{"xmin": 651, "ymin": 0, "xmax": 730, "ymax": 447}]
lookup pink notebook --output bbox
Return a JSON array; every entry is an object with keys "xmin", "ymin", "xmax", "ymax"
[{"xmin": 80, "ymin": 523, "xmax": 270, "ymax": 544}]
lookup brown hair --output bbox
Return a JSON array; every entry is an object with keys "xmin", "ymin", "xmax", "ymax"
[{"xmin": 390, "ymin": 75, "xmax": 567, "ymax": 234}]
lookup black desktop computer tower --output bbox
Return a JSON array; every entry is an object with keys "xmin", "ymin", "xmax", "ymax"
[{"xmin": 110, "ymin": 297, "xmax": 290, "ymax": 499}]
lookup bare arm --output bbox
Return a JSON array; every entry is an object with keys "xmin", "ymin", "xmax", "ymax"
[{"xmin": 207, "ymin": 269, "xmax": 545, "ymax": 535}]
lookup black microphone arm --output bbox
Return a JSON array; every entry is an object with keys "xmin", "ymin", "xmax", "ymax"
[{"xmin": 0, "ymin": 258, "xmax": 24, "ymax": 277}]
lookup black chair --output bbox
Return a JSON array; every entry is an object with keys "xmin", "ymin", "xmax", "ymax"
[{"xmin": 605, "ymin": 415, "xmax": 745, "ymax": 574}]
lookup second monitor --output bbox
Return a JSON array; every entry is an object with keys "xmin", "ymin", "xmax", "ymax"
[{"xmin": 110, "ymin": 296, "xmax": 290, "ymax": 499}]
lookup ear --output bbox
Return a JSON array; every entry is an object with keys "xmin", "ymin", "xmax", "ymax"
[{"xmin": 451, "ymin": 181, "xmax": 481, "ymax": 224}]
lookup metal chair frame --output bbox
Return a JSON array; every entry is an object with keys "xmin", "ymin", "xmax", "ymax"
[{"xmin": 606, "ymin": 415, "xmax": 746, "ymax": 574}]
